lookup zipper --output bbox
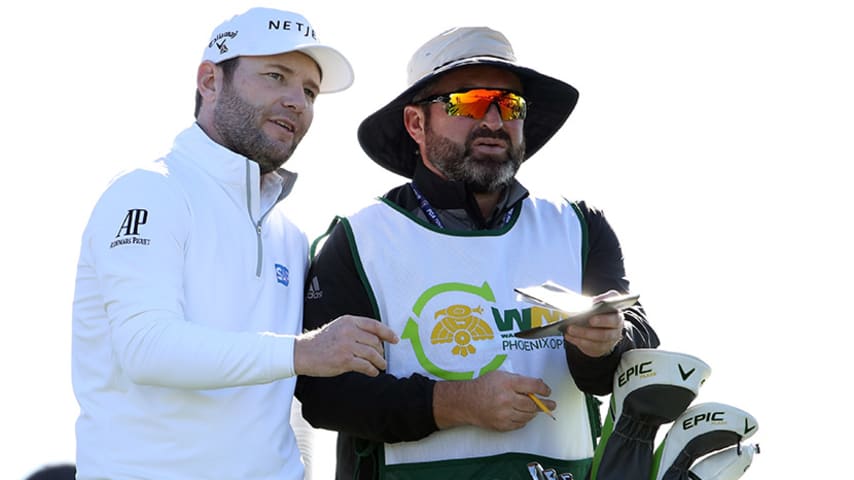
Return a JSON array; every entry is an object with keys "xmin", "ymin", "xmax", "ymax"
[
  {"xmin": 246, "ymin": 161, "xmax": 290, "ymax": 278},
  {"xmin": 255, "ymin": 221, "xmax": 263, "ymax": 277},
  {"xmin": 255, "ymin": 210, "xmax": 276, "ymax": 277},
  {"xmin": 245, "ymin": 161, "xmax": 264, "ymax": 278}
]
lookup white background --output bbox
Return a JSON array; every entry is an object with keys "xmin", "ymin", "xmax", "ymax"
[{"xmin": 3, "ymin": 1, "xmax": 852, "ymax": 478}]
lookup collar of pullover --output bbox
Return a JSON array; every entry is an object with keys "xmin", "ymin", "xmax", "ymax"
[
  {"xmin": 410, "ymin": 160, "xmax": 529, "ymax": 229},
  {"xmin": 172, "ymin": 123, "xmax": 299, "ymax": 203}
]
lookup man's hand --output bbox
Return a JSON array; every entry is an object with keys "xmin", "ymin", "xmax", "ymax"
[
  {"xmin": 433, "ymin": 370, "xmax": 556, "ymax": 432},
  {"xmin": 294, "ymin": 315, "xmax": 399, "ymax": 377},
  {"xmin": 563, "ymin": 290, "xmax": 626, "ymax": 357}
]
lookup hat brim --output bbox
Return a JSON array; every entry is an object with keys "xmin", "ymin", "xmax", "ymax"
[
  {"xmin": 357, "ymin": 58, "xmax": 579, "ymax": 179},
  {"xmin": 214, "ymin": 44, "xmax": 354, "ymax": 93},
  {"xmin": 296, "ymin": 45, "xmax": 354, "ymax": 93}
]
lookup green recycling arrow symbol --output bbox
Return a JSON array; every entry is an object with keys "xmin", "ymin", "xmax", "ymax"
[{"xmin": 400, "ymin": 281, "xmax": 507, "ymax": 380}]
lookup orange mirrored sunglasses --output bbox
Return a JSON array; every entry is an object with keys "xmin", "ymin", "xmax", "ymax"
[{"xmin": 417, "ymin": 88, "xmax": 527, "ymax": 121}]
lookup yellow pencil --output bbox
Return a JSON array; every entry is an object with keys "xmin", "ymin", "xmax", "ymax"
[{"xmin": 527, "ymin": 393, "xmax": 556, "ymax": 421}]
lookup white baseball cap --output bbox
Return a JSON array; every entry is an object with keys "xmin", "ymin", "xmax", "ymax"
[{"xmin": 202, "ymin": 7, "xmax": 354, "ymax": 93}]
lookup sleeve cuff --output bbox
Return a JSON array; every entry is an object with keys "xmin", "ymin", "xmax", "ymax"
[{"xmin": 264, "ymin": 333, "xmax": 297, "ymax": 379}]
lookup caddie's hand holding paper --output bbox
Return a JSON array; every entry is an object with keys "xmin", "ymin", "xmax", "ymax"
[{"xmin": 513, "ymin": 281, "xmax": 639, "ymax": 339}]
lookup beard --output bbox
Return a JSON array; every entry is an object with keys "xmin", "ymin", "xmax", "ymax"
[
  {"xmin": 424, "ymin": 124, "xmax": 525, "ymax": 193},
  {"xmin": 212, "ymin": 83, "xmax": 299, "ymax": 174}
]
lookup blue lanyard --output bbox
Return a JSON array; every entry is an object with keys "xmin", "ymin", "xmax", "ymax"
[
  {"xmin": 409, "ymin": 182, "xmax": 514, "ymax": 229},
  {"xmin": 409, "ymin": 182, "xmax": 445, "ymax": 228}
]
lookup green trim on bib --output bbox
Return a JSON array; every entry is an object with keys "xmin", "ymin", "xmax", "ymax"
[
  {"xmin": 340, "ymin": 217, "xmax": 383, "ymax": 320},
  {"xmin": 571, "ymin": 200, "xmax": 600, "ymax": 450},
  {"xmin": 310, "ymin": 215, "xmax": 343, "ymax": 260},
  {"xmin": 379, "ymin": 451, "xmax": 591, "ymax": 480},
  {"xmin": 568, "ymin": 201, "xmax": 589, "ymax": 270},
  {"xmin": 377, "ymin": 197, "xmax": 522, "ymax": 237},
  {"xmin": 585, "ymin": 393, "xmax": 604, "ymax": 448}
]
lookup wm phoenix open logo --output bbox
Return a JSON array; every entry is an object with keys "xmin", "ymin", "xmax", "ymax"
[{"xmin": 400, "ymin": 281, "xmax": 569, "ymax": 380}]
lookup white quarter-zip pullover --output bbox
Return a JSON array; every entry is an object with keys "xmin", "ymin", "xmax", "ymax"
[{"xmin": 72, "ymin": 124, "xmax": 307, "ymax": 480}]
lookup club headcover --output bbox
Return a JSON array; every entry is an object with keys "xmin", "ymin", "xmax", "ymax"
[
  {"xmin": 589, "ymin": 349, "xmax": 711, "ymax": 480},
  {"xmin": 651, "ymin": 402, "xmax": 759, "ymax": 480}
]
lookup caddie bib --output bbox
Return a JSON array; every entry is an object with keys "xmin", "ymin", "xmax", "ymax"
[{"xmin": 341, "ymin": 196, "xmax": 598, "ymax": 478}]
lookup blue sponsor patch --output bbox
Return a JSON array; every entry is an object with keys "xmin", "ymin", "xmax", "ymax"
[{"xmin": 275, "ymin": 264, "xmax": 290, "ymax": 286}]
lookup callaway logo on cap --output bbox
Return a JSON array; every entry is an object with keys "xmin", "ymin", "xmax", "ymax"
[{"xmin": 202, "ymin": 7, "xmax": 354, "ymax": 93}]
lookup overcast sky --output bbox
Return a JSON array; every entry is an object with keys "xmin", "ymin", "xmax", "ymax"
[{"xmin": 3, "ymin": 1, "xmax": 852, "ymax": 478}]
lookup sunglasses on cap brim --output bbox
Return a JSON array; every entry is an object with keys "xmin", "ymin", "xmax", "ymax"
[{"xmin": 416, "ymin": 88, "xmax": 528, "ymax": 121}]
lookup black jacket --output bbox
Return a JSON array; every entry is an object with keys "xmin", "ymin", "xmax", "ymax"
[{"xmin": 295, "ymin": 163, "xmax": 660, "ymax": 479}]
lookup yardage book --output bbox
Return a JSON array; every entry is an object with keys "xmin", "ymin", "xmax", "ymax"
[{"xmin": 513, "ymin": 281, "xmax": 639, "ymax": 339}]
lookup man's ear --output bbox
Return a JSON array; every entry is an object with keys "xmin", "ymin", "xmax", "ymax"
[
  {"xmin": 197, "ymin": 61, "xmax": 219, "ymax": 103},
  {"xmin": 403, "ymin": 105, "xmax": 426, "ymax": 144}
]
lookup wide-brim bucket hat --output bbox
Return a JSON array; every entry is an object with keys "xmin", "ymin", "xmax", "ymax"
[{"xmin": 357, "ymin": 27, "xmax": 579, "ymax": 178}]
